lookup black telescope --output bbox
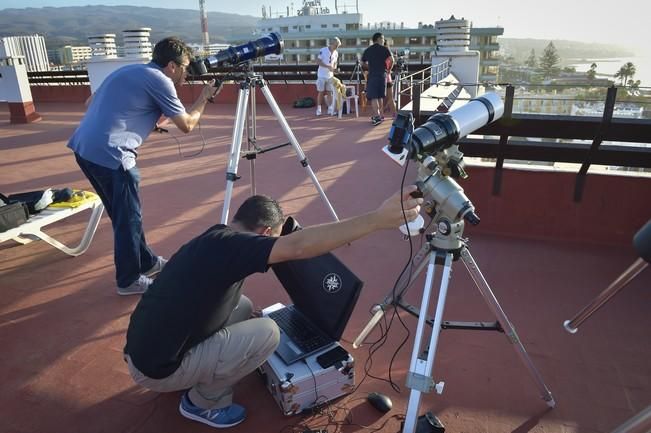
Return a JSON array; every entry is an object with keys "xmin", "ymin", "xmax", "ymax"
[{"xmin": 188, "ymin": 32, "xmax": 284, "ymax": 76}]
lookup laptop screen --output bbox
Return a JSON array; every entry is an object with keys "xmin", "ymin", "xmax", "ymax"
[{"xmin": 271, "ymin": 252, "xmax": 363, "ymax": 340}]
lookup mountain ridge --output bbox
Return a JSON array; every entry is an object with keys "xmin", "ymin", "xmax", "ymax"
[
  {"xmin": 0, "ymin": 5, "xmax": 259, "ymax": 49},
  {"xmin": 0, "ymin": 5, "xmax": 635, "ymax": 60}
]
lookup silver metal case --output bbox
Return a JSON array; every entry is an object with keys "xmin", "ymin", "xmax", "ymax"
[{"xmin": 259, "ymin": 343, "xmax": 355, "ymax": 415}]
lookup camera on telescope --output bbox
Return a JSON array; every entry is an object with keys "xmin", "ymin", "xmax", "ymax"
[
  {"xmin": 188, "ymin": 32, "xmax": 284, "ymax": 77},
  {"xmin": 384, "ymin": 92, "xmax": 504, "ymax": 166}
]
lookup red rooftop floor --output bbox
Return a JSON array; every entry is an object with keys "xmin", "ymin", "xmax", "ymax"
[{"xmin": 1, "ymin": 100, "xmax": 650, "ymax": 433}]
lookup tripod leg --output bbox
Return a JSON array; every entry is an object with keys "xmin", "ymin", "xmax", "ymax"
[
  {"xmin": 221, "ymin": 85, "xmax": 251, "ymax": 224},
  {"xmin": 564, "ymin": 257, "xmax": 648, "ymax": 333},
  {"xmin": 403, "ymin": 252, "xmax": 452, "ymax": 433},
  {"xmin": 353, "ymin": 241, "xmax": 431, "ymax": 349},
  {"xmin": 611, "ymin": 404, "xmax": 651, "ymax": 433},
  {"xmin": 248, "ymin": 83, "xmax": 257, "ymax": 196},
  {"xmin": 460, "ymin": 247, "xmax": 556, "ymax": 407},
  {"xmin": 257, "ymin": 83, "xmax": 339, "ymax": 221}
]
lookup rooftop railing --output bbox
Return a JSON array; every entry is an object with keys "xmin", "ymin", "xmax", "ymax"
[{"xmin": 27, "ymin": 64, "xmax": 651, "ymax": 196}]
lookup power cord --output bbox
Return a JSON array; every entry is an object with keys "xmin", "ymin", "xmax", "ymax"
[
  {"xmin": 154, "ymin": 75, "xmax": 227, "ymax": 159},
  {"xmin": 278, "ymin": 117, "xmax": 425, "ymax": 433}
]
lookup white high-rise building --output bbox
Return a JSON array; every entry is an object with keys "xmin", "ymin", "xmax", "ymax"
[
  {"xmin": 0, "ymin": 35, "xmax": 50, "ymax": 72},
  {"xmin": 59, "ymin": 45, "xmax": 93, "ymax": 65}
]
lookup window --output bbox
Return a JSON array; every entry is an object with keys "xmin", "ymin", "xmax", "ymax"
[
  {"xmin": 281, "ymin": 27, "xmax": 288, "ymax": 33},
  {"xmin": 333, "ymin": 24, "xmax": 339, "ymax": 28},
  {"xmin": 321, "ymin": 24, "xmax": 327, "ymax": 28}
]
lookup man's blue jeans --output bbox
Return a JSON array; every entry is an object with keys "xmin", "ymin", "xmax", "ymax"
[{"xmin": 75, "ymin": 153, "xmax": 157, "ymax": 288}]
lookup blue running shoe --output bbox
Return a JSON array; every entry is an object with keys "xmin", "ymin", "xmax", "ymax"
[{"xmin": 179, "ymin": 392, "xmax": 246, "ymax": 428}]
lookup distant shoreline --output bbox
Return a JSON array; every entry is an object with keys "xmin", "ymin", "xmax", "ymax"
[{"xmin": 566, "ymin": 56, "xmax": 650, "ymax": 85}]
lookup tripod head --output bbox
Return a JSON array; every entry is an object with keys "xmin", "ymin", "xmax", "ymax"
[
  {"xmin": 413, "ymin": 156, "xmax": 476, "ymax": 252},
  {"xmin": 384, "ymin": 93, "xmax": 505, "ymax": 251}
]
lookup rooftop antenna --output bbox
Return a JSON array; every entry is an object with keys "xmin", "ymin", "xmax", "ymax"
[
  {"xmin": 356, "ymin": 0, "xmax": 359, "ymax": 13},
  {"xmin": 335, "ymin": 0, "xmax": 338, "ymax": 13},
  {"xmin": 198, "ymin": 0, "xmax": 209, "ymax": 52}
]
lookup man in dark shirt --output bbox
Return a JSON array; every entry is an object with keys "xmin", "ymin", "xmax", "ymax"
[
  {"xmin": 124, "ymin": 188, "xmax": 422, "ymax": 429},
  {"xmin": 362, "ymin": 32, "xmax": 392, "ymax": 126}
]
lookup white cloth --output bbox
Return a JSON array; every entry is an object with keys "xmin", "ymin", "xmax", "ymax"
[{"xmin": 317, "ymin": 46, "xmax": 338, "ymax": 79}]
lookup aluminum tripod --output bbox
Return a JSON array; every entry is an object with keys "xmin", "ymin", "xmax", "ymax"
[
  {"xmin": 355, "ymin": 231, "xmax": 555, "ymax": 433},
  {"xmin": 220, "ymin": 70, "xmax": 339, "ymax": 224}
]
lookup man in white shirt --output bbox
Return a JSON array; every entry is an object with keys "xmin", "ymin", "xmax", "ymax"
[{"xmin": 315, "ymin": 37, "xmax": 341, "ymax": 116}]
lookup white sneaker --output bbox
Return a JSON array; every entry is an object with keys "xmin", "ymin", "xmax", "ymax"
[
  {"xmin": 117, "ymin": 275, "xmax": 153, "ymax": 296},
  {"xmin": 316, "ymin": 106, "xmax": 322, "ymax": 116},
  {"xmin": 327, "ymin": 107, "xmax": 335, "ymax": 116},
  {"xmin": 144, "ymin": 256, "xmax": 167, "ymax": 278}
]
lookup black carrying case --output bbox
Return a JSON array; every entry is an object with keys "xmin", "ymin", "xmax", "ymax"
[{"xmin": 0, "ymin": 193, "xmax": 29, "ymax": 233}]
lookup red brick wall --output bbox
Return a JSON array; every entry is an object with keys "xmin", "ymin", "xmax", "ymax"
[
  {"xmin": 462, "ymin": 166, "xmax": 651, "ymax": 247},
  {"xmin": 31, "ymin": 83, "xmax": 317, "ymax": 105},
  {"xmin": 31, "ymin": 85, "xmax": 91, "ymax": 103},
  {"xmin": 176, "ymin": 83, "xmax": 317, "ymax": 105}
]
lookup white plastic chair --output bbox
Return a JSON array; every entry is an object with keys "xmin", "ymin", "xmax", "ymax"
[{"xmin": 338, "ymin": 85, "xmax": 359, "ymax": 119}]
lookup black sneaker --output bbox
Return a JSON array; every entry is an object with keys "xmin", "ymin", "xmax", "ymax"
[{"xmin": 371, "ymin": 116, "xmax": 383, "ymax": 126}]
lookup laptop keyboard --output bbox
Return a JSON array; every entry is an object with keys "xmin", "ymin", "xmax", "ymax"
[{"xmin": 268, "ymin": 308, "xmax": 332, "ymax": 353}]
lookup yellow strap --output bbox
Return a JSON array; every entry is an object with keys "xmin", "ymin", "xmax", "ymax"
[{"xmin": 48, "ymin": 190, "xmax": 100, "ymax": 208}]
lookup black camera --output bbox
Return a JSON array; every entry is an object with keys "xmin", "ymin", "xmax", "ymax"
[{"xmin": 188, "ymin": 32, "xmax": 284, "ymax": 77}]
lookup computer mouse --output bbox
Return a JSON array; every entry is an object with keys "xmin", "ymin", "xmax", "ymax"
[{"xmin": 367, "ymin": 392, "xmax": 392, "ymax": 413}]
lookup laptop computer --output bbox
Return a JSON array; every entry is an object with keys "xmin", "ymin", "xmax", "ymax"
[{"xmin": 269, "ymin": 251, "xmax": 363, "ymax": 365}]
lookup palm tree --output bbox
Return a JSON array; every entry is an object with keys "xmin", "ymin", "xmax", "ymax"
[
  {"xmin": 629, "ymin": 79, "xmax": 641, "ymax": 90},
  {"xmin": 614, "ymin": 62, "xmax": 636, "ymax": 85},
  {"xmin": 586, "ymin": 63, "xmax": 597, "ymax": 81}
]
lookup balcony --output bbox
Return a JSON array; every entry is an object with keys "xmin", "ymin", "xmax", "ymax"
[
  {"xmin": 1, "ymin": 71, "xmax": 650, "ymax": 433},
  {"xmin": 481, "ymin": 58, "xmax": 501, "ymax": 66},
  {"xmin": 470, "ymin": 43, "xmax": 500, "ymax": 51}
]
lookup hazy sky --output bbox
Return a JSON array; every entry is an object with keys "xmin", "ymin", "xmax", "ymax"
[{"xmin": 2, "ymin": 0, "xmax": 649, "ymax": 53}]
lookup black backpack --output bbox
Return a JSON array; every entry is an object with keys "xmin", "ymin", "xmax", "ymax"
[{"xmin": 293, "ymin": 97, "xmax": 316, "ymax": 108}]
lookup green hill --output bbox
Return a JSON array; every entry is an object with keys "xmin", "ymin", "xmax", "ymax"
[{"xmin": 0, "ymin": 5, "xmax": 258, "ymax": 50}]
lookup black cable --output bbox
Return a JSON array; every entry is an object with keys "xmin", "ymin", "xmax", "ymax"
[
  {"xmin": 351, "ymin": 115, "xmax": 422, "ymax": 396},
  {"xmin": 304, "ymin": 359, "xmax": 320, "ymax": 409},
  {"xmin": 155, "ymin": 78, "xmax": 213, "ymax": 159},
  {"xmin": 279, "ymin": 117, "xmax": 426, "ymax": 433}
]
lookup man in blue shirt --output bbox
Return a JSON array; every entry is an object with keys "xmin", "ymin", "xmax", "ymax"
[{"xmin": 68, "ymin": 37, "xmax": 220, "ymax": 295}]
